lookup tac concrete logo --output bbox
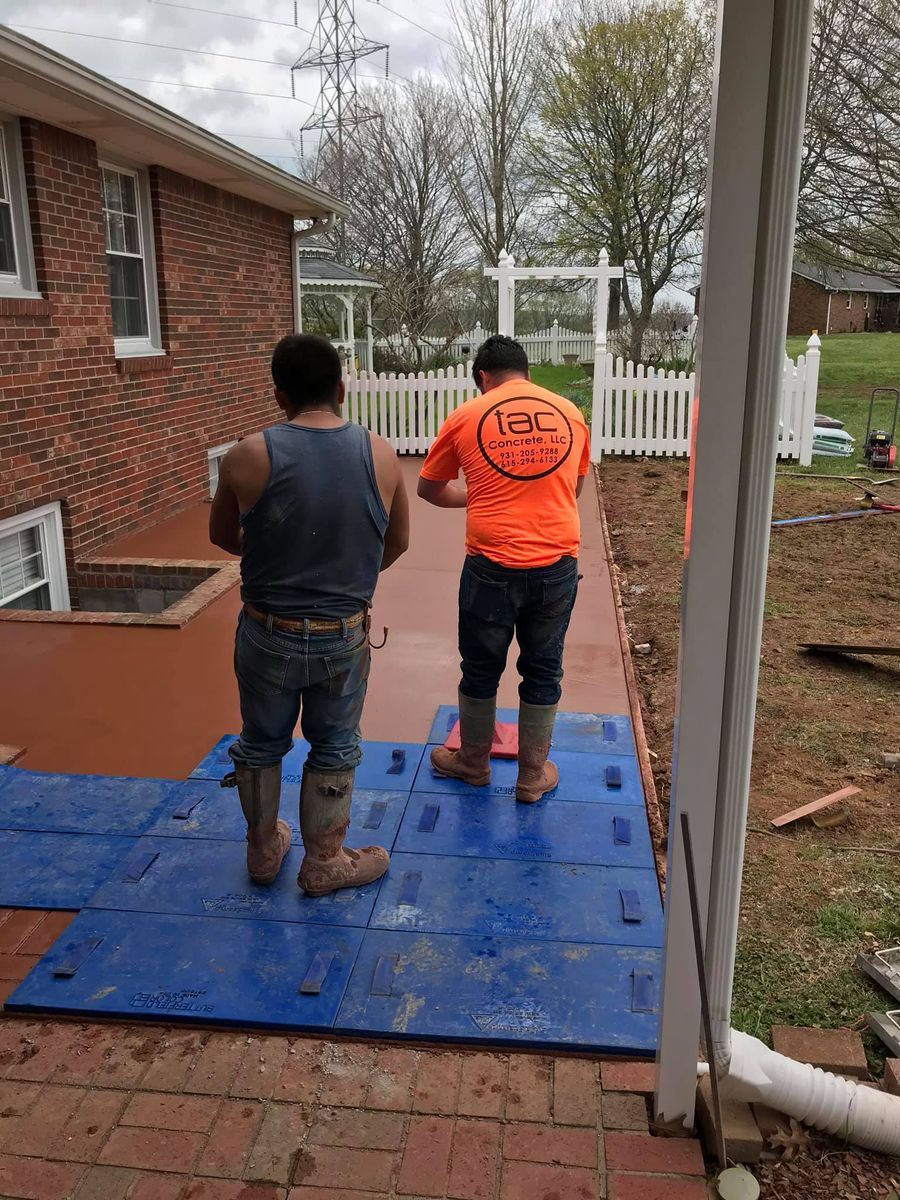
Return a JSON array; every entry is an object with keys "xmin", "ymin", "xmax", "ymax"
[{"xmin": 476, "ymin": 395, "xmax": 574, "ymax": 480}]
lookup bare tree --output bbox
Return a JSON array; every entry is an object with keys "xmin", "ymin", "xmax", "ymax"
[
  {"xmin": 446, "ymin": 0, "xmax": 542, "ymax": 268},
  {"xmin": 532, "ymin": 0, "xmax": 712, "ymax": 361},
  {"xmin": 798, "ymin": 0, "xmax": 900, "ymax": 273},
  {"xmin": 307, "ymin": 79, "xmax": 470, "ymax": 357}
]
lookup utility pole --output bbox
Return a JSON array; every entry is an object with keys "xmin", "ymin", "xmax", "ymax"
[{"xmin": 293, "ymin": 0, "xmax": 387, "ymax": 256}]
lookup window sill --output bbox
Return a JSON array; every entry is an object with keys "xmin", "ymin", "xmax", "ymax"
[
  {"xmin": 0, "ymin": 294, "xmax": 51, "ymax": 317},
  {"xmin": 116, "ymin": 353, "xmax": 173, "ymax": 375}
]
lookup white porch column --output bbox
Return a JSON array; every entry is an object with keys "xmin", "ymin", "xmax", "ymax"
[
  {"xmin": 655, "ymin": 0, "xmax": 815, "ymax": 1126},
  {"xmin": 366, "ymin": 295, "xmax": 374, "ymax": 372}
]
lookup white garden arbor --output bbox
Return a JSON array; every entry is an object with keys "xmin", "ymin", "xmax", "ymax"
[
  {"xmin": 294, "ymin": 240, "xmax": 380, "ymax": 370},
  {"xmin": 484, "ymin": 250, "xmax": 624, "ymax": 460}
]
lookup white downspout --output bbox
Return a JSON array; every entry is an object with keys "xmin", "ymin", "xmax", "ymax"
[{"xmin": 825, "ymin": 290, "xmax": 832, "ymax": 335}]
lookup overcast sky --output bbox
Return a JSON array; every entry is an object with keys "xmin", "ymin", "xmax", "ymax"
[{"xmin": 0, "ymin": 0, "xmax": 453, "ymax": 171}]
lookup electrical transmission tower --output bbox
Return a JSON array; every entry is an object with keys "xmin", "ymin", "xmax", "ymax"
[{"xmin": 292, "ymin": 0, "xmax": 388, "ymax": 217}]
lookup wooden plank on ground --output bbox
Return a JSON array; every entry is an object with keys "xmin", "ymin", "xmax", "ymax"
[
  {"xmin": 800, "ymin": 643, "xmax": 900, "ymax": 657},
  {"xmin": 771, "ymin": 785, "xmax": 861, "ymax": 829}
]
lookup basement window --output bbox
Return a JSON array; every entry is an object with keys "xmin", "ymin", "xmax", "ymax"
[
  {"xmin": 0, "ymin": 503, "xmax": 70, "ymax": 612},
  {"xmin": 207, "ymin": 442, "xmax": 236, "ymax": 499},
  {"xmin": 0, "ymin": 118, "xmax": 40, "ymax": 298},
  {"xmin": 100, "ymin": 164, "xmax": 162, "ymax": 358}
]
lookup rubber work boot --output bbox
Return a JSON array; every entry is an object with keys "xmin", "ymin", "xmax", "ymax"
[
  {"xmin": 235, "ymin": 762, "xmax": 292, "ymax": 884},
  {"xmin": 430, "ymin": 692, "xmax": 496, "ymax": 786},
  {"xmin": 515, "ymin": 701, "xmax": 559, "ymax": 804},
  {"xmin": 297, "ymin": 768, "xmax": 390, "ymax": 897}
]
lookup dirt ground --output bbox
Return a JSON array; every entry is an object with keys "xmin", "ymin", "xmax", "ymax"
[{"xmin": 601, "ymin": 459, "xmax": 900, "ymax": 1197}]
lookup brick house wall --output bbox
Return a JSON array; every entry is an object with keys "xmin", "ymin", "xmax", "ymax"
[
  {"xmin": 826, "ymin": 287, "xmax": 868, "ymax": 334},
  {"xmin": 785, "ymin": 274, "xmax": 829, "ymax": 335},
  {"xmin": 0, "ymin": 118, "xmax": 293, "ymax": 593}
]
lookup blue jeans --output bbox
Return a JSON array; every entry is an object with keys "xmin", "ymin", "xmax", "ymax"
[
  {"xmin": 458, "ymin": 554, "xmax": 579, "ymax": 707},
  {"xmin": 229, "ymin": 610, "xmax": 370, "ymax": 772}
]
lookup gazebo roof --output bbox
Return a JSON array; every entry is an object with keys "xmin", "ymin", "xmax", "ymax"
[{"xmin": 296, "ymin": 240, "xmax": 380, "ymax": 291}]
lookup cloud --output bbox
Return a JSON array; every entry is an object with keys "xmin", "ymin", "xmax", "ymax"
[{"xmin": 0, "ymin": 0, "xmax": 453, "ymax": 170}]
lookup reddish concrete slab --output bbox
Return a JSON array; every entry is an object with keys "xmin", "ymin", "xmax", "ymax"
[{"xmin": 0, "ymin": 461, "xmax": 628, "ymax": 777}]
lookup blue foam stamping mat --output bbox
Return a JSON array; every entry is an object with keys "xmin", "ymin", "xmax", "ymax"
[
  {"xmin": 427, "ymin": 706, "xmax": 635, "ymax": 756},
  {"xmin": 87, "ymin": 837, "xmax": 384, "ymax": 928},
  {"xmin": 395, "ymin": 793, "xmax": 654, "ymax": 868},
  {"xmin": 414, "ymin": 747, "xmax": 643, "ymax": 804},
  {"xmin": 0, "ymin": 830, "xmax": 137, "ymax": 910},
  {"xmin": 335, "ymin": 929, "xmax": 660, "ymax": 1052},
  {"xmin": 147, "ymin": 783, "xmax": 406, "ymax": 850},
  {"xmin": 189, "ymin": 737, "xmax": 425, "ymax": 793},
  {"xmin": 0, "ymin": 769, "xmax": 175, "ymax": 836},
  {"xmin": 7, "ymin": 909, "xmax": 363, "ymax": 1031},
  {"xmin": 370, "ymin": 854, "xmax": 662, "ymax": 947}
]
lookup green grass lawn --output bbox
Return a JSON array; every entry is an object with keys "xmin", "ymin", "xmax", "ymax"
[{"xmin": 784, "ymin": 332, "xmax": 900, "ymax": 474}]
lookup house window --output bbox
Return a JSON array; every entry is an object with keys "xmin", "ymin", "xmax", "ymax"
[
  {"xmin": 0, "ymin": 503, "xmax": 70, "ymax": 612},
  {"xmin": 100, "ymin": 164, "xmax": 162, "ymax": 357},
  {"xmin": 863, "ymin": 294, "xmax": 869, "ymax": 310},
  {"xmin": 207, "ymin": 442, "xmax": 236, "ymax": 499},
  {"xmin": 846, "ymin": 292, "xmax": 852, "ymax": 308},
  {"xmin": 0, "ymin": 118, "xmax": 39, "ymax": 298}
]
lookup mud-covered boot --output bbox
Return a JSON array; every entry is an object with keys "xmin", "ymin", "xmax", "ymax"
[
  {"xmin": 515, "ymin": 702, "xmax": 559, "ymax": 804},
  {"xmin": 430, "ymin": 692, "xmax": 496, "ymax": 786},
  {"xmin": 235, "ymin": 762, "xmax": 292, "ymax": 884},
  {"xmin": 297, "ymin": 768, "xmax": 390, "ymax": 897}
]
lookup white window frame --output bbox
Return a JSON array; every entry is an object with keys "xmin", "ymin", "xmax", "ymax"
[
  {"xmin": 845, "ymin": 291, "xmax": 852, "ymax": 308},
  {"xmin": 863, "ymin": 293, "xmax": 869, "ymax": 310},
  {"xmin": 207, "ymin": 442, "xmax": 236, "ymax": 499},
  {"xmin": 99, "ymin": 161, "xmax": 163, "ymax": 359},
  {"xmin": 0, "ymin": 116, "xmax": 40, "ymax": 299},
  {"xmin": 0, "ymin": 502, "xmax": 70, "ymax": 612}
]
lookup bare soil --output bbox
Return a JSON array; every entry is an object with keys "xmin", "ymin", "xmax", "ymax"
[{"xmin": 601, "ymin": 460, "xmax": 900, "ymax": 1197}]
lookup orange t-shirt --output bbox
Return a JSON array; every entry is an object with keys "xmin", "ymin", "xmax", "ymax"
[{"xmin": 420, "ymin": 379, "xmax": 591, "ymax": 568}]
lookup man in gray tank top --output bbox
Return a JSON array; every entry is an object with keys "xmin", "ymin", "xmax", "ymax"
[{"xmin": 210, "ymin": 334, "xmax": 409, "ymax": 895}]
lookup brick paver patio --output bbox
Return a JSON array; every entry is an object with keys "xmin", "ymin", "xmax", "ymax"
[{"xmin": 0, "ymin": 909, "xmax": 706, "ymax": 1200}]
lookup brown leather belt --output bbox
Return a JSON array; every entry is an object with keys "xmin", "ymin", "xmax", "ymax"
[{"xmin": 243, "ymin": 603, "xmax": 365, "ymax": 635}]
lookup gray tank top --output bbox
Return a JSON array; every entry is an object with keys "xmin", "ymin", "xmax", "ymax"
[{"xmin": 240, "ymin": 421, "xmax": 388, "ymax": 617}]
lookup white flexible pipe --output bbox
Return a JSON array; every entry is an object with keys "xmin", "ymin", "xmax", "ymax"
[{"xmin": 716, "ymin": 1030, "xmax": 900, "ymax": 1156}]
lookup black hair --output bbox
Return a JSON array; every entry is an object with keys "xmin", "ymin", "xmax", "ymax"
[
  {"xmin": 271, "ymin": 333, "xmax": 342, "ymax": 411},
  {"xmin": 472, "ymin": 334, "xmax": 529, "ymax": 385}
]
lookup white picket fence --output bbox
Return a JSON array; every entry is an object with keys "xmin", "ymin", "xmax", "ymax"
[
  {"xmin": 343, "ymin": 361, "xmax": 478, "ymax": 454},
  {"xmin": 593, "ymin": 339, "xmax": 820, "ymax": 463},
  {"xmin": 344, "ymin": 337, "xmax": 820, "ymax": 463},
  {"xmin": 357, "ymin": 321, "xmax": 596, "ymax": 366}
]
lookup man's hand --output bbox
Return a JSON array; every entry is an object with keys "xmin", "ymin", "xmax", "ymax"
[{"xmin": 417, "ymin": 477, "xmax": 468, "ymax": 508}]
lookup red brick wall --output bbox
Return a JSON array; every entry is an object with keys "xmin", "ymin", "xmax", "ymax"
[
  {"xmin": 826, "ymin": 287, "xmax": 871, "ymax": 334},
  {"xmin": 0, "ymin": 118, "xmax": 293, "ymax": 580},
  {"xmin": 786, "ymin": 275, "xmax": 829, "ymax": 336}
]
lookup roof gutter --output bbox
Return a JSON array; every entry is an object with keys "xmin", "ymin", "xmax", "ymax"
[{"xmin": 0, "ymin": 26, "xmax": 348, "ymax": 219}]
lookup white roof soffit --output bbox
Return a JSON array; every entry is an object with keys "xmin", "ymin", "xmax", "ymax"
[{"xmin": 0, "ymin": 26, "xmax": 348, "ymax": 220}]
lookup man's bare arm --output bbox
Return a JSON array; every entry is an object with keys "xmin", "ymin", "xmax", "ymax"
[
  {"xmin": 417, "ymin": 477, "xmax": 468, "ymax": 508},
  {"xmin": 381, "ymin": 464, "xmax": 409, "ymax": 570}
]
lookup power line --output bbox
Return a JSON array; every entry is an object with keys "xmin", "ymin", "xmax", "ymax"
[
  {"xmin": 363, "ymin": 0, "xmax": 453, "ymax": 47},
  {"xmin": 145, "ymin": 0, "xmax": 313, "ymax": 34},
  {"xmin": 111, "ymin": 75, "xmax": 314, "ymax": 102},
  {"xmin": 10, "ymin": 23, "xmax": 297, "ymax": 68}
]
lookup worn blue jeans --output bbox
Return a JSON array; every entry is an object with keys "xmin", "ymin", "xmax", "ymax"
[
  {"xmin": 458, "ymin": 554, "xmax": 579, "ymax": 707},
  {"xmin": 229, "ymin": 610, "xmax": 370, "ymax": 772}
]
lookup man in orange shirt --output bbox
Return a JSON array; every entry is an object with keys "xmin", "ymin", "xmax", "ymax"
[{"xmin": 417, "ymin": 335, "xmax": 590, "ymax": 803}]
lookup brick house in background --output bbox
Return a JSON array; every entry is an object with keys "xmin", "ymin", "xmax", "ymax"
[
  {"xmin": 691, "ymin": 258, "xmax": 900, "ymax": 337},
  {"xmin": 0, "ymin": 28, "xmax": 342, "ymax": 613}
]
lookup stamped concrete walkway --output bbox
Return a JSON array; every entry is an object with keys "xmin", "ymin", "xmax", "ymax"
[
  {"xmin": 0, "ymin": 466, "xmax": 699, "ymax": 1199},
  {"xmin": 0, "ymin": 461, "xmax": 627, "ymax": 779}
]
